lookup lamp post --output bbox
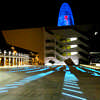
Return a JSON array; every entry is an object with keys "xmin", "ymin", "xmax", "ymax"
[
  {"xmin": 9, "ymin": 51, "xmax": 11, "ymax": 66},
  {"xmin": 16, "ymin": 53, "xmax": 18, "ymax": 67},
  {"xmin": 12, "ymin": 51, "xmax": 15, "ymax": 66},
  {"xmin": 4, "ymin": 50, "xmax": 6, "ymax": 66},
  {"xmin": 21, "ymin": 53, "xmax": 22, "ymax": 66},
  {"xmin": 19, "ymin": 53, "xmax": 20, "ymax": 66},
  {"xmin": 0, "ymin": 50, "xmax": 2, "ymax": 66}
]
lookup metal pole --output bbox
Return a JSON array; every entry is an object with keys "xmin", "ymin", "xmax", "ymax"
[{"xmin": 4, "ymin": 50, "xmax": 6, "ymax": 66}]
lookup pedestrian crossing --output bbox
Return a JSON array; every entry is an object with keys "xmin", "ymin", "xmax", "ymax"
[{"xmin": 61, "ymin": 65, "xmax": 87, "ymax": 100}]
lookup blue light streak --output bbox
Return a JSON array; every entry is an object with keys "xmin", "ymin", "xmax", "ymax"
[
  {"xmin": 64, "ymin": 71, "xmax": 79, "ymax": 82},
  {"xmin": 55, "ymin": 65, "xmax": 63, "ymax": 71},
  {"xmin": 75, "ymin": 67, "xmax": 87, "ymax": 72},
  {"xmin": 64, "ymin": 81, "xmax": 78, "ymax": 84},
  {"xmin": 80, "ymin": 66, "xmax": 100, "ymax": 73},
  {"xmin": 64, "ymin": 65, "xmax": 70, "ymax": 71},
  {"xmin": 64, "ymin": 84, "xmax": 80, "ymax": 89},
  {"xmin": 0, "ymin": 70, "xmax": 55, "ymax": 94},
  {"xmin": 73, "ymin": 65, "xmax": 86, "ymax": 72},
  {"xmin": 8, "ymin": 67, "xmax": 41, "ymax": 73},
  {"xmin": 0, "ymin": 90, "xmax": 8, "ymax": 93},
  {"xmin": 63, "ymin": 88, "xmax": 83, "ymax": 94},
  {"xmin": 73, "ymin": 65, "xmax": 100, "ymax": 77},
  {"xmin": 26, "ymin": 68, "xmax": 49, "ymax": 73},
  {"xmin": 91, "ymin": 73, "xmax": 100, "ymax": 76},
  {"xmin": 62, "ymin": 92, "xmax": 87, "ymax": 100},
  {"xmin": 64, "ymin": 82, "xmax": 78, "ymax": 86},
  {"xmin": 0, "ymin": 86, "xmax": 18, "ymax": 90}
]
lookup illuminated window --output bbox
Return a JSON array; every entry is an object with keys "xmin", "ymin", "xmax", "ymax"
[
  {"xmin": 67, "ymin": 45, "xmax": 77, "ymax": 49},
  {"xmin": 67, "ymin": 37, "xmax": 77, "ymax": 42},
  {"xmin": 70, "ymin": 37, "xmax": 77, "ymax": 41},
  {"xmin": 58, "ymin": 3, "xmax": 74, "ymax": 26},
  {"xmin": 70, "ymin": 45, "xmax": 78, "ymax": 48},
  {"xmin": 67, "ymin": 52, "xmax": 78, "ymax": 56},
  {"xmin": 71, "ymin": 52, "xmax": 78, "ymax": 55}
]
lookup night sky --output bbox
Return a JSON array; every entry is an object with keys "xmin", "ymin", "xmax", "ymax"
[
  {"xmin": 0, "ymin": 0, "xmax": 99, "ymax": 26},
  {"xmin": 0, "ymin": 0, "xmax": 100, "ymax": 52}
]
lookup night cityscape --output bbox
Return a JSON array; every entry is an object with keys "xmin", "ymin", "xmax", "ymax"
[{"xmin": 0, "ymin": 0, "xmax": 100, "ymax": 100}]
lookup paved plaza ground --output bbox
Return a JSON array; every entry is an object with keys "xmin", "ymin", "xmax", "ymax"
[{"xmin": 0, "ymin": 65, "xmax": 100, "ymax": 100}]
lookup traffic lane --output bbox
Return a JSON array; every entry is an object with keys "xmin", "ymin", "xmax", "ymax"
[{"xmin": 0, "ymin": 71, "xmax": 65, "ymax": 100}]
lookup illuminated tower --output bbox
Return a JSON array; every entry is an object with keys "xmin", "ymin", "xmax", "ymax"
[{"xmin": 57, "ymin": 3, "xmax": 74, "ymax": 26}]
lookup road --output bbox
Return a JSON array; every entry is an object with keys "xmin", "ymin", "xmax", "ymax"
[{"xmin": 0, "ymin": 65, "xmax": 100, "ymax": 100}]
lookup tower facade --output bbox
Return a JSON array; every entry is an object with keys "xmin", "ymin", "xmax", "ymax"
[{"xmin": 57, "ymin": 2, "xmax": 74, "ymax": 26}]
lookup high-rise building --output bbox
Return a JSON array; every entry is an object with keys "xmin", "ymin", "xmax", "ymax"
[{"xmin": 57, "ymin": 2, "xmax": 74, "ymax": 26}]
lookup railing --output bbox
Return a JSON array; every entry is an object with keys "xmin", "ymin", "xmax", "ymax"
[
  {"xmin": 46, "ymin": 39, "xmax": 55, "ymax": 43},
  {"xmin": 78, "ymin": 37, "xmax": 88, "ymax": 44},
  {"xmin": 46, "ymin": 46, "xmax": 55, "ymax": 50},
  {"xmin": 79, "ymin": 52, "xmax": 88, "ymax": 58},
  {"xmin": 46, "ymin": 53, "xmax": 55, "ymax": 57},
  {"xmin": 78, "ymin": 44, "xmax": 89, "ymax": 51}
]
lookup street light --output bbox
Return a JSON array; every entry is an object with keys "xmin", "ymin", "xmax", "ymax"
[
  {"xmin": 4, "ymin": 50, "xmax": 7, "ymax": 66},
  {"xmin": 0, "ymin": 50, "xmax": 2, "ymax": 54},
  {"xmin": 4, "ymin": 50, "xmax": 6, "ymax": 55},
  {"xmin": 94, "ymin": 32, "xmax": 98, "ymax": 35}
]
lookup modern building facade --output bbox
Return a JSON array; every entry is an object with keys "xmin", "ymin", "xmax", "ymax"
[
  {"xmin": 0, "ymin": 31, "xmax": 39, "ymax": 67},
  {"xmin": 1, "ymin": 25, "xmax": 90, "ymax": 66},
  {"xmin": 44, "ymin": 26, "xmax": 89, "ymax": 65}
]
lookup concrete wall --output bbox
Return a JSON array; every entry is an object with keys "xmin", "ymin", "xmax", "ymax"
[{"xmin": 2, "ymin": 27, "xmax": 45, "ymax": 64}]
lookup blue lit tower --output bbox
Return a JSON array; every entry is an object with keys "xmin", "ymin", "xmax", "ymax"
[{"xmin": 57, "ymin": 3, "xmax": 74, "ymax": 26}]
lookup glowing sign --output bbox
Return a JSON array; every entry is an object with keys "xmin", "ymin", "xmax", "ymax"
[
  {"xmin": 57, "ymin": 3, "xmax": 74, "ymax": 26},
  {"xmin": 64, "ymin": 16, "xmax": 68, "ymax": 20}
]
